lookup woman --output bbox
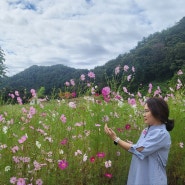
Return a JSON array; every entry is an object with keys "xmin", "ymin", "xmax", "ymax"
[{"xmin": 104, "ymin": 97, "xmax": 174, "ymax": 185}]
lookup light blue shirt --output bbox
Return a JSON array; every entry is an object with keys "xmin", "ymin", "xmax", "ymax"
[{"xmin": 127, "ymin": 124, "xmax": 171, "ymax": 185}]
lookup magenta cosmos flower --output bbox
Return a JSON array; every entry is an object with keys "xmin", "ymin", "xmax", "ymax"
[
  {"xmin": 96, "ymin": 152, "xmax": 105, "ymax": 158},
  {"xmin": 125, "ymin": 124, "xmax": 131, "ymax": 130},
  {"xmin": 90, "ymin": 156, "xmax": 96, "ymax": 163},
  {"xmin": 60, "ymin": 138, "xmax": 68, "ymax": 145},
  {"xmin": 104, "ymin": 173, "xmax": 113, "ymax": 178},
  {"xmin": 58, "ymin": 160, "xmax": 68, "ymax": 170},
  {"xmin": 102, "ymin": 87, "xmax": 111, "ymax": 97}
]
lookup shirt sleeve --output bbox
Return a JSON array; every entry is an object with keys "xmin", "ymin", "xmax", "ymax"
[{"xmin": 128, "ymin": 128, "xmax": 171, "ymax": 160}]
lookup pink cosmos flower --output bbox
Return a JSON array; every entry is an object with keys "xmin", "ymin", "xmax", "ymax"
[
  {"xmin": 127, "ymin": 74, "xmax": 132, "ymax": 81},
  {"xmin": 60, "ymin": 138, "xmax": 68, "ymax": 145},
  {"xmin": 30, "ymin": 89, "xmax": 36, "ymax": 97},
  {"xmin": 10, "ymin": 177, "xmax": 17, "ymax": 184},
  {"xmin": 104, "ymin": 173, "xmax": 113, "ymax": 178},
  {"xmin": 12, "ymin": 156, "xmax": 20, "ymax": 163},
  {"xmin": 11, "ymin": 146, "xmax": 19, "ymax": 153},
  {"xmin": 17, "ymin": 97, "xmax": 22, "ymax": 104},
  {"xmin": 37, "ymin": 129, "xmax": 46, "ymax": 135},
  {"xmin": 88, "ymin": 71, "xmax": 95, "ymax": 79},
  {"xmin": 87, "ymin": 83, "xmax": 91, "ymax": 87},
  {"xmin": 91, "ymin": 87, "xmax": 96, "ymax": 95},
  {"xmin": 9, "ymin": 93, "xmax": 15, "ymax": 99},
  {"xmin": 176, "ymin": 79, "xmax": 183, "ymax": 90},
  {"xmin": 128, "ymin": 98, "xmax": 136, "ymax": 106},
  {"xmin": 60, "ymin": 114, "xmax": 67, "ymax": 123},
  {"xmin": 15, "ymin": 91, "xmax": 19, "ymax": 96},
  {"xmin": 80, "ymin": 74, "xmax": 85, "ymax": 81},
  {"xmin": 132, "ymin": 66, "xmax": 135, "ymax": 72},
  {"xmin": 74, "ymin": 122, "xmax": 85, "ymax": 126},
  {"xmin": 115, "ymin": 66, "xmax": 120, "ymax": 75},
  {"xmin": 137, "ymin": 91, "xmax": 142, "ymax": 97},
  {"xmin": 18, "ymin": 135, "xmax": 27, "ymax": 144},
  {"xmin": 58, "ymin": 160, "xmax": 68, "ymax": 170},
  {"xmin": 70, "ymin": 79, "xmax": 75, "ymax": 86},
  {"xmin": 36, "ymin": 179, "xmax": 43, "ymax": 185},
  {"xmin": 33, "ymin": 160, "xmax": 46, "ymax": 171},
  {"xmin": 17, "ymin": 178, "xmax": 26, "ymax": 185},
  {"xmin": 123, "ymin": 65, "xmax": 129, "ymax": 72},
  {"xmin": 123, "ymin": 87, "xmax": 128, "ymax": 93},
  {"xmin": 68, "ymin": 102, "xmax": 76, "ymax": 108},
  {"xmin": 154, "ymin": 90, "xmax": 160, "ymax": 96},
  {"xmin": 65, "ymin": 81, "xmax": 70, "ymax": 86},
  {"xmin": 29, "ymin": 106, "xmax": 36, "ymax": 115},
  {"xmin": 75, "ymin": 150, "xmax": 82, "ymax": 156},
  {"xmin": 177, "ymin": 69, "xmax": 183, "ymax": 75},
  {"xmin": 148, "ymin": 83, "xmax": 153, "ymax": 93}
]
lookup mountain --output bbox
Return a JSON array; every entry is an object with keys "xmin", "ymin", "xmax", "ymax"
[
  {"xmin": 1, "ymin": 64, "xmax": 89, "ymax": 95},
  {"xmin": 93, "ymin": 17, "xmax": 185, "ymax": 90},
  {"xmin": 1, "ymin": 17, "xmax": 185, "ymax": 97}
]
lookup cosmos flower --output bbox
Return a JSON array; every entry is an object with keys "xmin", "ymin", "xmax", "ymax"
[
  {"xmin": 105, "ymin": 160, "xmax": 112, "ymax": 168},
  {"xmin": 104, "ymin": 173, "xmax": 113, "ymax": 178},
  {"xmin": 88, "ymin": 71, "xmax": 95, "ymax": 79},
  {"xmin": 60, "ymin": 114, "xmax": 67, "ymax": 123},
  {"xmin": 90, "ymin": 156, "xmax": 95, "ymax": 163},
  {"xmin": 18, "ymin": 135, "xmax": 27, "ymax": 144},
  {"xmin": 58, "ymin": 160, "xmax": 68, "ymax": 170},
  {"xmin": 96, "ymin": 152, "xmax": 105, "ymax": 158}
]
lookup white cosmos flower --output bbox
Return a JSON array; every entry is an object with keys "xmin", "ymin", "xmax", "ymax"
[
  {"xmin": 36, "ymin": 141, "xmax": 41, "ymax": 149},
  {"xmin": 59, "ymin": 149, "xmax": 64, "ymax": 154},
  {"xmin": 83, "ymin": 154, "xmax": 88, "ymax": 162},
  {"xmin": 5, "ymin": 166, "xmax": 11, "ymax": 171},
  {"xmin": 3, "ymin": 126, "xmax": 8, "ymax": 134}
]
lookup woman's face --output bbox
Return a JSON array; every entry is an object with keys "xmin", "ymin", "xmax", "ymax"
[{"xmin": 143, "ymin": 104, "xmax": 161, "ymax": 126}]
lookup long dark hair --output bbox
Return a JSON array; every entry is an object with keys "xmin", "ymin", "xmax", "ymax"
[{"xmin": 146, "ymin": 97, "xmax": 174, "ymax": 131}]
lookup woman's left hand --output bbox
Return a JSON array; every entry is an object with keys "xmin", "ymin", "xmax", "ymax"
[{"xmin": 104, "ymin": 123, "xmax": 117, "ymax": 141}]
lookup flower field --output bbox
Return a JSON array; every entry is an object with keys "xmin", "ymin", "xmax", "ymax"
[{"xmin": 0, "ymin": 67, "xmax": 184, "ymax": 185}]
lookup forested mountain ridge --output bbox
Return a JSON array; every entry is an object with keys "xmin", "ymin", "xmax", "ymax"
[
  {"xmin": 94, "ymin": 17, "xmax": 185, "ymax": 90},
  {"xmin": 1, "ymin": 17, "xmax": 185, "ymax": 96},
  {"xmin": 1, "ymin": 64, "xmax": 89, "ymax": 94}
]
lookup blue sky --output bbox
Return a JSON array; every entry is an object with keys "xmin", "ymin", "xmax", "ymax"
[{"xmin": 0, "ymin": 0, "xmax": 185, "ymax": 76}]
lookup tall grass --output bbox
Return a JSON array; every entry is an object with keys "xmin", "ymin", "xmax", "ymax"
[{"xmin": 0, "ymin": 67, "xmax": 184, "ymax": 185}]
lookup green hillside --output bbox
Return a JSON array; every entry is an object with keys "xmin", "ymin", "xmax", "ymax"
[{"xmin": 1, "ymin": 17, "xmax": 185, "ymax": 97}]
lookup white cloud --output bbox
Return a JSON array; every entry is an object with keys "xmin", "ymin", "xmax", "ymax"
[{"xmin": 0, "ymin": 0, "xmax": 185, "ymax": 76}]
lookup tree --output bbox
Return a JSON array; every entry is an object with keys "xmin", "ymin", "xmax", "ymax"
[{"xmin": 0, "ymin": 47, "xmax": 7, "ymax": 78}]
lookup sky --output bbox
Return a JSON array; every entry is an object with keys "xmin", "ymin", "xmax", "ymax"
[{"xmin": 0, "ymin": 0, "xmax": 185, "ymax": 76}]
